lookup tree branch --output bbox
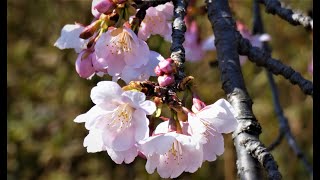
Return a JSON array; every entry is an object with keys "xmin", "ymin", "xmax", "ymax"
[
  {"xmin": 237, "ymin": 33, "xmax": 313, "ymax": 97},
  {"xmin": 259, "ymin": 0, "xmax": 313, "ymax": 29},
  {"xmin": 252, "ymin": 0, "xmax": 313, "ymax": 176},
  {"xmin": 170, "ymin": 0, "xmax": 189, "ymax": 88},
  {"xmin": 205, "ymin": 0, "xmax": 281, "ymax": 179}
]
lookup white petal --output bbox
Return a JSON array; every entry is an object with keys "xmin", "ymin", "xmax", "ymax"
[
  {"xmin": 138, "ymin": 133, "xmax": 175, "ymax": 156},
  {"xmin": 133, "ymin": 109, "xmax": 149, "ymax": 142},
  {"xmin": 106, "ymin": 146, "xmax": 138, "ymax": 164},
  {"xmin": 83, "ymin": 129, "xmax": 106, "ymax": 153},
  {"xmin": 145, "ymin": 51, "xmax": 164, "ymax": 76},
  {"xmin": 120, "ymin": 66, "xmax": 142, "ymax": 84},
  {"xmin": 54, "ymin": 24, "xmax": 88, "ymax": 53},
  {"xmin": 139, "ymin": 100, "xmax": 156, "ymax": 115},
  {"xmin": 203, "ymin": 131, "xmax": 224, "ymax": 161},
  {"xmin": 110, "ymin": 127, "xmax": 136, "ymax": 151},
  {"xmin": 153, "ymin": 121, "xmax": 169, "ymax": 134},
  {"xmin": 197, "ymin": 99, "xmax": 238, "ymax": 133},
  {"xmin": 145, "ymin": 154, "xmax": 159, "ymax": 174},
  {"xmin": 90, "ymin": 81, "xmax": 123, "ymax": 105},
  {"xmin": 121, "ymin": 91, "xmax": 146, "ymax": 109}
]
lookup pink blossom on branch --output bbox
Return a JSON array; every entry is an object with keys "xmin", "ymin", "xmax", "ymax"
[
  {"xmin": 138, "ymin": 2, "xmax": 173, "ymax": 41},
  {"xmin": 95, "ymin": 26, "xmax": 158, "ymax": 83},
  {"xmin": 187, "ymin": 99, "xmax": 238, "ymax": 162},
  {"xmin": 138, "ymin": 121, "xmax": 203, "ymax": 179},
  {"xmin": 74, "ymin": 81, "xmax": 156, "ymax": 164}
]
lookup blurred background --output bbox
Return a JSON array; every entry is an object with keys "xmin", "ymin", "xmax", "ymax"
[{"xmin": 7, "ymin": 0, "xmax": 313, "ymax": 179}]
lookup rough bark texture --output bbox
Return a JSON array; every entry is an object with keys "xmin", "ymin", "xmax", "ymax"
[
  {"xmin": 259, "ymin": 0, "xmax": 313, "ymax": 29},
  {"xmin": 206, "ymin": 0, "xmax": 281, "ymax": 179}
]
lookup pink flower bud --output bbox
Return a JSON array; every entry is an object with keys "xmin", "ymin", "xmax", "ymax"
[
  {"xmin": 191, "ymin": 95, "xmax": 206, "ymax": 113},
  {"xmin": 93, "ymin": 0, "xmax": 115, "ymax": 15},
  {"xmin": 75, "ymin": 51, "xmax": 95, "ymax": 79},
  {"xmin": 158, "ymin": 58, "xmax": 175, "ymax": 74},
  {"xmin": 158, "ymin": 74, "xmax": 175, "ymax": 87},
  {"xmin": 154, "ymin": 65, "xmax": 164, "ymax": 76}
]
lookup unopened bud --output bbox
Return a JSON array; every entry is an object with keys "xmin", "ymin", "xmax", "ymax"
[
  {"xmin": 191, "ymin": 95, "xmax": 206, "ymax": 113},
  {"xmin": 158, "ymin": 58, "xmax": 176, "ymax": 74},
  {"xmin": 154, "ymin": 65, "xmax": 164, "ymax": 76},
  {"xmin": 75, "ymin": 51, "xmax": 95, "ymax": 79},
  {"xmin": 80, "ymin": 20, "xmax": 101, "ymax": 39},
  {"xmin": 93, "ymin": 0, "xmax": 116, "ymax": 15},
  {"xmin": 158, "ymin": 74, "xmax": 175, "ymax": 87}
]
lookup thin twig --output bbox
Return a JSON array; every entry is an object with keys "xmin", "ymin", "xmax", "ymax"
[
  {"xmin": 259, "ymin": 0, "xmax": 313, "ymax": 29},
  {"xmin": 252, "ymin": 0, "xmax": 313, "ymax": 176},
  {"xmin": 205, "ymin": 0, "xmax": 281, "ymax": 179}
]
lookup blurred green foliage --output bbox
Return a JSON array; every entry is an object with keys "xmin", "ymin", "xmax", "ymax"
[{"xmin": 8, "ymin": 0, "xmax": 312, "ymax": 179}]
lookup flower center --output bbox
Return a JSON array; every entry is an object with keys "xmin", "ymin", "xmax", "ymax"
[
  {"xmin": 108, "ymin": 103, "xmax": 134, "ymax": 131},
  {"xmin": 109, "ymin": 28, "xmax": 133, "ymax": 54},
  {"xmin": 163, "ymin": 140, "xmax": 183, "ymax": 165}
]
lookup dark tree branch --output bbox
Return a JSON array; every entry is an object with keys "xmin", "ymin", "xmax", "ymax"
[
  {"xmin": 170, "ymin": 0, "xmax": 189, "ymax": 89},
  {"xmin": 259, "ymin": 0, "xmax": 313, "ymax": 29},
  {"xmin": 206, "ymin": 0, "xmax": 281, "ymax": 179},
  {"xmin": 170, "ymin": 0, "xmax": 187, "ymax": 64},
  {"xmin": 237, "ymin": 33, "xmax": 313, "ymax": 97},
  {"xmin": 252, "ymin": 0, "xmax": 313, "ymax": 176}
]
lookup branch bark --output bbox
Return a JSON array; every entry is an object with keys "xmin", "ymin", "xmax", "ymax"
[
  {"xmin": 206, "ymin": 0, "xmax": 281, "ymax": 179},
  {"xmin": 259, "ymin": 0, "xmax": 313, "ymax": 29}
]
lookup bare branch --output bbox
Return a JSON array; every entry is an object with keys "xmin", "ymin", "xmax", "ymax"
[
  {"xmin": 237, "ymin": 34, "xmax": 313, "ymax": 97},
  {"xmin": 205, "ymin": 0, "xmax": 281, "ymax": 179}
]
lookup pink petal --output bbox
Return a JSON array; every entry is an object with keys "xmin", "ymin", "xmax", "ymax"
[
  {"xmin": 132, "ymin": 109, "xmax": 149, "ymax": 142},
  {"xmin": 203, "ymin": 131, "xmax": 224, "ymax": 161}
]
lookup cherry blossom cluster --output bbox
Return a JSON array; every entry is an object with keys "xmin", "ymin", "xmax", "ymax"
[{"xmin": 55, "ymin": 0, "xmax": 239, "ymax": 178}]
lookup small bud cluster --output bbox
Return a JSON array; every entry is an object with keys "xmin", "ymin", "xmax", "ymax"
[{"xmin": 155, "ymin": 58, "xmax": 177, "ymax": 87}]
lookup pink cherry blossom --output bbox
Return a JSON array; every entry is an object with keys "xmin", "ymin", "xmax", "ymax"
[
  {"xmin": 75, "ymin": 50, "xmax": 96, "ymax": 79},
  {"xmin": 94, "ymin": 26, "xmax": 151, "ymax": 83},
  {"xmin": 74, "ymin": 81, "xmax": 156, "ymax": 164},
  {"xmin": 54, "ymin": 24, "xmax": 89, "ymax": 53},
  {"xmin": 138, "ymin": 2, "xmax": 173, "ymax": 41},
  {"xmin": 187, "ymin": 99, "xmax": 238, "ymax": 162},
  {"xmin": 138, "ymin": 121, "xmax": 203, "ymax": 178}
]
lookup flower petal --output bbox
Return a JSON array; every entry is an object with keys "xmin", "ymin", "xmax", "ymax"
[
  {"xmin": 90, "ymin": 81, "xmax": 123, "ymax": 105},
  {"xmin": 106, "ymin": 146, "xmax": 138, "ymax": 164},
  {"xmin": 203, "ymin": 131, "xmax": 224, "ymax": 161},
  {"xmin": 54, "ymin": 24, "xmax": 88, "ymax": 53},
  {"xmin": 83, "ymin": 129, "xmax": 106, "ymax": 153},
  {"xmin": 138, "ymin": 133, "xmax": 175, "ymax": 156},
  {"xmin": 133, "ymin": 109, "xmax": 149, "ymax": 142}
]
